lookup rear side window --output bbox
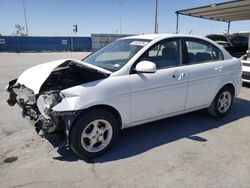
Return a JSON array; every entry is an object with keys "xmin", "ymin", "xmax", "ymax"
[{"xmin": 184, "ymin": 39, "xmax": 223, "ymax": 64}]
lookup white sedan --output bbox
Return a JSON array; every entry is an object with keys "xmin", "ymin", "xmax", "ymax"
[{"xmin": 6, "ymin": 34, "xmax": 242, "ymax": 159}]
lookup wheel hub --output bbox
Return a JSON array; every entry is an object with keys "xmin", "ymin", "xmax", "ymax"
[
  {"xmin": 218, "ymin": 91, "xmax": 232, "ymax": 113},
  {"xmin": 80, "ymin": 119, "xmax": 113, "ymax": 153},
  {"xmin": 93, "ymin": 132, "xmax": 102, "ymax": 140}
]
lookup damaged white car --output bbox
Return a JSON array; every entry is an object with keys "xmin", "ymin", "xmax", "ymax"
[{"xmin": 6, "ymin": 34, "xmax": 242, "ymax": 159}]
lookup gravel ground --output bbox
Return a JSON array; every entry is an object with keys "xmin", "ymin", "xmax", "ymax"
[{"xmin": 0, "ymin": 52, "xmax": 250, "ymax": 188}]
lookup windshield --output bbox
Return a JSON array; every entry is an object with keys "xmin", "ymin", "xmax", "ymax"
[{"xmin": 82, "ymin": 39, "xmax": 150, "ymax": 72}]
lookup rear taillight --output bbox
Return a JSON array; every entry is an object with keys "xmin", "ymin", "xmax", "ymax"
[{"xmin": 239, "ymin": 55, "xmax": 247, "ymax": 67}]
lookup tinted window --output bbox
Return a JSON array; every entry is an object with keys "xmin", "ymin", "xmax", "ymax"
[
  {"xmin": 212, "ymin": 46, "xmax": 223, "ymax": 60},
  {"xmin": 139, "ymin": 39, "xmax": 181, "ymax": 69},
  {"xmin": 185, "ymin": 39, "xmax": 223, "ymax": 64}
]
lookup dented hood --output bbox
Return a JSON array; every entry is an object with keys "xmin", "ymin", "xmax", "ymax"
[{"xmin": 17, "ymin": 59, "xmax": 111, "ymax": 94}]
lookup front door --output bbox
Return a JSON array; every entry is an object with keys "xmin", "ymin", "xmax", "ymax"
[{"xmin": 130, "ymin": 38, "xmax": 188, "ymax": 123}]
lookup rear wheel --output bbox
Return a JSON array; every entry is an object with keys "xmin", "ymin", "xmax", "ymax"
[
  {"xmin": 69, "ymin": 108, "xmax": 119, "ymax": 159},
  {"xmin": 207, "ymin": 86, "xmax": 234, "ymax": 117}
]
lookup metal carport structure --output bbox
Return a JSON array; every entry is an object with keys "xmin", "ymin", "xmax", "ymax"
[{"xmin": 175, "ymin": 0, "xmax": 250, "ymax": 35}]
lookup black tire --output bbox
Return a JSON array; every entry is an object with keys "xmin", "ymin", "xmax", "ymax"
[
  {"xmin": 69, "ymin": 108, "xmax": 119, "ymax": 159},
  {"xmin": 207, "ymin": 86, "xmax": 234, "ymax": 117}
]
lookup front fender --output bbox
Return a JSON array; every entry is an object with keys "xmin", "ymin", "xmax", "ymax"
[
  {"xmin": 52, "ymin": 96, "xmax": 104, "ymax": 112},
  {"xmin": 52, "ymin": 75, "xmax": 131, "ymax": 129}
]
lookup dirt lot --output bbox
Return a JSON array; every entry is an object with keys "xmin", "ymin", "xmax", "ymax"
[{"xmin": 0, "ymin": 52, "xmax": 250, "ymax": 188}]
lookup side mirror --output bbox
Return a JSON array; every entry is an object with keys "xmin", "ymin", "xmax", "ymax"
[
  {"xmin": 246, "ymin": 50, "xmax": 250, "ymax": 55},
  {"xmin": 135, "ymin": 61, "xmax": 156, "ymax": 73}
]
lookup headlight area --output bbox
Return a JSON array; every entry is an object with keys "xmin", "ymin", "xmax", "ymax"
[
  {"xmin": 37, "ymin": 92, "xmax": 61, "ymax": 119},
  {"xmin": 36, "ymin": 92, "xmax": 63, "ymax": 136}
]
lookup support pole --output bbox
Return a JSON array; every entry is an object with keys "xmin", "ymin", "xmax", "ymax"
[
  {"xmin": 176, "ymin": 13, "xmax": 179, "ymax": 34},
  {"xmin": 16, "ymin": 36, "xmax": 20, "ymax": 53},
  {"xmin": 248, "ymin": 33, "xmax": 250, "ymax": 51},
  {"xmin": 71, "ymin": 36, "xmax": 73, "ymax": 52},
  {"xmin": 154, "ymin": 0, "xmax": 158, "ymax": 34},
  {"xmin": 227, "ymin": 21, "xmax": 231, "ymax": 36}
]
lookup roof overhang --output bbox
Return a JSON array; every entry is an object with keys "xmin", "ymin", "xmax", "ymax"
[{"xmin": 176, "ymin": 0, "xmax": 250, "ymax": 22}]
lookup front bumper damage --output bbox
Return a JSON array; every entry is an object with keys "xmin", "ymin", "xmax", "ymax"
[
  {"xmin": 6, "ymin": 79, "xmax": 77, "ymax": 140},
  {"xmin": 6, "ymin": 79, "xmax": 39, "ymax": 120}
]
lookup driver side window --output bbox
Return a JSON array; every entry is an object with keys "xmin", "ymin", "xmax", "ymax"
[{"xmin": 140, "ymin": 39, "xmax": 181, "ymax": 69}]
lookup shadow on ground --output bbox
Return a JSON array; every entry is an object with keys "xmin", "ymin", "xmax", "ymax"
[{"xmin": 50, "ymin": 96, "xmax": 250, "ymax": 163}]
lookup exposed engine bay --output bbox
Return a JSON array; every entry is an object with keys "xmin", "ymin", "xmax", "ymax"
[
  {"xmin": 40, "ymin": 61, "xmax": 109, "ymax": 91},
  {"xmin": 6, "ymin": 60, "xmax": 109, "ymax": 137}
]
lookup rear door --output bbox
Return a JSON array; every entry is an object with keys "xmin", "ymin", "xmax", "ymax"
[{"xmin": 182, "ymin": 38, "xmax": 226, "ymax": 109}]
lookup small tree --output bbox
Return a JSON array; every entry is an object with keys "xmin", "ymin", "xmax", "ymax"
[{"xmin": 14, "ymin": 24, "xmax": 27, "ymax": 36}]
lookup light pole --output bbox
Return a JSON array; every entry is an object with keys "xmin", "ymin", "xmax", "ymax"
[
  {"xmin": 22, "ymin": 0, "xmax": 29, "ymax": 35},
  {"xmin": 154, "ymin": 0, "xmax": 158, "ymax": 34}
]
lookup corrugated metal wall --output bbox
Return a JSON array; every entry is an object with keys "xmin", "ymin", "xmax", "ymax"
[
  {"xmin": 0, "ymin": 36, "xmax": 91, "ymax": 52},
  {"xmin": 91, "ymin": 33, "xmax": 134, "ymax": 50}
]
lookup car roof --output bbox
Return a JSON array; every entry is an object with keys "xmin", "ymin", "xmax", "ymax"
[
  {"xmin": 122, "ymin": 34, "xmax": 233, "ymax": 60},
  {"xmin": 124, "ymin": 34, "xmax": 213, "ymax": 41},
  {"xmin": 124, "ymin": 34, "xmax": 173, "ymax": 40}
]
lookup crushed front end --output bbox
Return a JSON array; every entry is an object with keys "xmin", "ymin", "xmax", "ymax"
[
  {"xmin": 6, "ymin": 80, "xmax": 69, "ymax": 136},
  {"xmin": 5, "ymin": 59, "xmax": 110, "ymax": 140}
]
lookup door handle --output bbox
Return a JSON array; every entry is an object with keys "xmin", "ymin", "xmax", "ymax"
[
  {"xmin": 177, "ymin": 73, "xmax": 185, "ymax": 80},
  {"xmin": 214, "ymin": 66, "xmax": 223, "ymax": 71},
  {"xmin": 179, "ymin": 73, "xmax": 185, "ymax": 77},
  {"xmin": 173, "ymin": 72, "xmax": 185, "ymax": 80}
]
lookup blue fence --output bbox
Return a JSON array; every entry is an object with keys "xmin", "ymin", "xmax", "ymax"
[{"xmin": 0, "ymin": 36, "xmax": 92, "ymax": 52}]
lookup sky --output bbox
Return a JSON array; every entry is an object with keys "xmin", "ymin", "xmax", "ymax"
[{"xmin": 0, "ymin": 0, "xmax": 250, "ymax": 37}]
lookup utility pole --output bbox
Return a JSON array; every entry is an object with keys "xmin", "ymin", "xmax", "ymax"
[
  {"xmin": 22, "ymin": 0, "xmax": 29, "ymax": 35},
  {"xmin": 119, "ymin": 1, "xmax": 122, "ymax": 34},
  {"xmin": 154, "ymin": 0, "xmax": 158, "ymax": 34}
]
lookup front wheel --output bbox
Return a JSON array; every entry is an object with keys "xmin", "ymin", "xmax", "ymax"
[
  {"xmin": 69, "ymin": 108, "xmax": 119, "ymax": 159},
  {"xmin": 207, "ymin": 86, "xmax": 234, "ymax": 117}
]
